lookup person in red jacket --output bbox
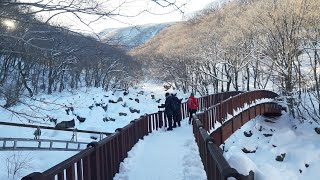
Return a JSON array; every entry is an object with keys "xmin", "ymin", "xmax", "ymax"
[{"xmin": 187, "ymin": 92, "xmax": 198, "ymax": 124}]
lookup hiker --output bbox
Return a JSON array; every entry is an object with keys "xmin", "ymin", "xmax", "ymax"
[
  {"xmin": 34, "ymin": 126, "xmax": 41, "ymax": 139},
  {"xmin": 172, "ymin": 93, "xmax": 182, "ymax": 128},
  {"xmin": 187, "ymin": 92, "xmax": 199, "ymax": 124},
  {"xmin": 158, "ymin": 92, "xmax": 174, "ymax": 131}
]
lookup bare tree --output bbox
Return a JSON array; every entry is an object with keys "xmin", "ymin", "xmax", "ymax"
[
  {"xmin": 1, "ymin": 0, "xmax": 179, "ymax": 122},
  {"xmin": 5, "ymin": 151, "xmax": 32, "ymax": 180}
]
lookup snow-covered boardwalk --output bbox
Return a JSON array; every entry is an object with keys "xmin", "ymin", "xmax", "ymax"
[{"xmin": 114, "ymin": 119, "xmax": 207, "ymax": 180}]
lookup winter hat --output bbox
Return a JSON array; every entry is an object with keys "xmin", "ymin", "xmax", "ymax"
[
  {"xmin": 165, "ymin": 92, "xmax": 170, "ymax": 97},
  {"xmin": 191, "ymin": 92, "xmax": 194, "ymax": 96}
]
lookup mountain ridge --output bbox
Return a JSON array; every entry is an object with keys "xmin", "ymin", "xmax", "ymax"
[{"xmin": 99, "ymin": 23, "xmax": 175, "ymax": 50}]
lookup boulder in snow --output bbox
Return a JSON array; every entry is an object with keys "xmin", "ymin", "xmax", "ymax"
[
  {"xmin": 129, "ymin": 107, "xmax": 140, "ymax": 114},
  {"xmin": 275, "ymin": 153, "xmax": 286, "ymax": 162},
  {"xmin": 109, "ymin": 99, "xmax": 117, "ymax": 103},
  {"xmin": 117, "ymin": 97, "xmax": 123, "ymax": 102},
  {"xmin": 119, "ymin": 112, "xmax": 127, "ymax": 116},
  {"xmin": 102, "ymin": 104, "xmax": 108, "ymax": 111},
  {"xmin": 55, "ymin": 119, "xmax": 75, "ymax": 129},
  {"xmin": 103, "ymin": 117, "xmax": 115, "ymax": 122},
  {"xmin": 76, "ymin": 115, "xmax": 86, "ymax": 123},
  {"xmin": 244, "ymin": 130, "xmax": 252, "ymax": 137}
]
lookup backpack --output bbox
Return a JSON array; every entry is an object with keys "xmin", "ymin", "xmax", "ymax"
[{"xmin": 172, "ymin": 96, "xmax": 181, "ymax": 111}]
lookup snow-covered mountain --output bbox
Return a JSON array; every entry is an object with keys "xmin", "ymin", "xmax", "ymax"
[{"xmin": 99, "ymin": 23, "xmax": 174, "ymax": 50}]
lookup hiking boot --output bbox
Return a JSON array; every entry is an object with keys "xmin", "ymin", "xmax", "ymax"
[
  {"xmin": 172, "ymin": 125, "xmax": 177, "ymax": 128},
  {"xmin": 188, "ymin": 120, "xmax": 191, "ymax": 125},
  {"xmin": 167, "ymin": 127, "xmax": 173, "ymax": 131}
]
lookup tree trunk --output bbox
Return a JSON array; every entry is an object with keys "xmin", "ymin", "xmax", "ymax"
[
  {"xmin": 247, "ymin": 65, "xmax": 250, "ymax": 91},
  {"xmin": 221, "ymin": 65, "xmax": 224, "ymax": 92},
  {"xmin": 313, "ymin": 44, "xmax": 320, "ymax": 114},
  {"xmin": 18, "ymin": 61, "xmax": 33, "ymax": 97},
  {"xmin": 234, "ymin": 70, "xmax": 238, "ymax": 91}
]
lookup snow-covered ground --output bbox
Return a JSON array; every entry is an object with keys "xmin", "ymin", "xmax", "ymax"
[
  {"xmin": 114, "ymin": 119, "xmax": 207, "ymax": 180},
  {"xmin": 0, "ymin": 81, "xmax": 190, "ymax": 180},
  {"xmin": 0, "ymin": 81, "xmax": 319, "ymax": 180},
  {"xmin": 0, "ymin": 82, "xmax": 186, "ymax": 141},
  {"xmin": 223, "ymin": 114, "xmax": 320, "ymax": 180}
]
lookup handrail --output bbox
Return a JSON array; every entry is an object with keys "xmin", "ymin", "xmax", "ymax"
[
  {"xmin": 210, "ymin": 102, "xmax": 282, "ymax": 146},
  {"xmin": 0, "ymin": 121, "xmax": 112, "ymax": 136},
  {"xmin": 0, "ymin": 137, "xmax": 88, "ymax": 151},
  {"xmin": 22, "ymin": 115, "xmax": 150, "ymax": 180},
  {"xmin": 22, "ymin": 90, "xmax": 278, "ymax": 180},
  {"xmin": 199, "ymin": 90, "xmax": 280, "ymax": 133},
  {"xmin": 192, "ymin": 116, "xmax": 254, "ymax": 180},
  {"xmin": 192, "ymin": 90, "xmax": 282, "ymax": 180},
  {"xmin": 179, "ymin": 91, "xmax": 242, "ymax": 120},
  {"xmin": 22, "ymin": 91, "xmax": 237, "ymax": 180}
]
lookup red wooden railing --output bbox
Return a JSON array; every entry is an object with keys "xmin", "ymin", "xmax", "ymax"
[
  {"xmin": 22, "ymin": 116, "xmax": 150, "ymax": 180},
  {"xmin": 192, "ymin": 90, "xmax": 282, "ymax": 180},
  {"xmin": 209, "ymin": 102, "xmax": 282, "ymax": 146},
  {"xmin": 22, "ymin": 90, "xmax": 280, "ymax": 180},
  {"xmin": 193, "ymin": 119, "xmax": 254, "ymax": 180},
  {"xmin": 180, "ymin": 91, "xmax": 242, "ymax": 120},
  {"xmin": 150, "ymin": 91, "xmax": 241, "ymax": 132}
]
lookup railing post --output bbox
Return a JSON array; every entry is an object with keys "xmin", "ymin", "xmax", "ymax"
[
  {"xmin": 202, "ymin": 112, "xmax": 207, "ymax": 130},
  {"xmin": 87, "ymin": 141, "xmax": 100, "ymax": 180},
  {"xmin": 130, "ymin": 120, "xmax": 137, "ymax": 144},
  {"xmin": 147, "ymin": 114, "xmax": 152, "ymax": 133},
  {"xmin": 115, "ymin": 128, "xmax": 124, "ymax": 163},
  {"xmin": 99, "ymin": 132, "xmax": 103, "ymax": 141},
  {"xmin": 155, "ymin": 113, "xmax": 159, "ymax": 130},
  {"xmin": 246, "ymin": 170, "xmax": 255, "ymax": 180},
  {"xmin": 158, "ymin": 111, "xmax": 163, "ymax": 128}
]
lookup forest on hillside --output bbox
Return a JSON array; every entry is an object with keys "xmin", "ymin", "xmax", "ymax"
[
  {"xmin": 131, "ymin": 0, "xmax": 320, "ymax": 122},
  {"xmin": 0, "ymin": 0, "xmax": 143, "ymax": 110},
  {"xmin": 1, "ymin": 0, "xmax": 320, "ymax": 123}
]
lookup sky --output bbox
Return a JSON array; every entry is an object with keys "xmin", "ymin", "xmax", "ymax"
[
  {"xmin": 1, "ymin": 81, "xmax": 319, "ymax": 180},
  {"xmin": 47, "ymin": 0, "xmax": 219, "ymax": 33}
]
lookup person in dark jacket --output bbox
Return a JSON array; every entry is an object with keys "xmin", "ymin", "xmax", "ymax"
[
  {"xmin": 187, "ymin": 92, "xmax": 199, "ymax": 124},
  {"xmin": 158, "ymin": 92, "xmax": 174, "ymax": 131},
  {"xmin": 33, "ymin": 126, "xmax": 41, "ymax": 139},
  {"xmin": 172, "ymin": 93, "xmax": 182, "ymax": 128}
]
